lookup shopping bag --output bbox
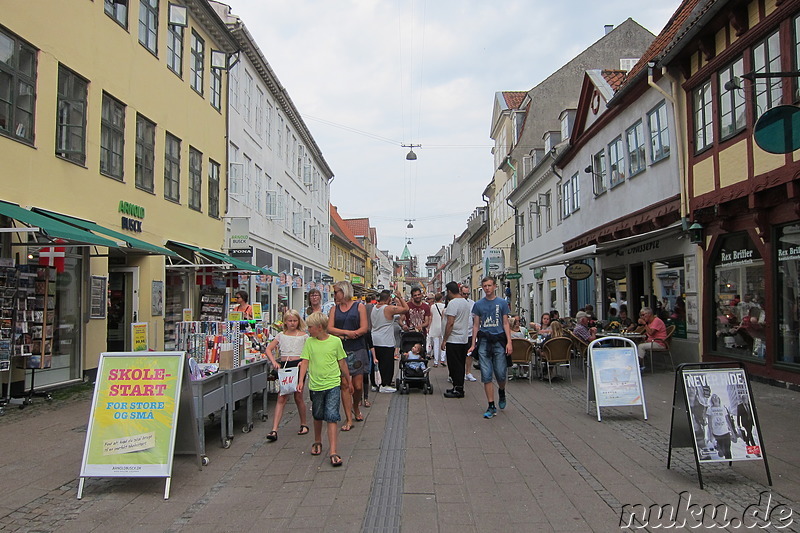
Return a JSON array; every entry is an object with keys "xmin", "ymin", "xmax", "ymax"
[{"xmin": 278, "ymin": 365, "xmax": 299, "ymax": 396}]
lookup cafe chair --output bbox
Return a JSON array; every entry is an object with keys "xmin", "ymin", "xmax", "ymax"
[
  {"xmin": 647, "ymin": 325, "xmax": 676, "ymax": 373},
  {"xmin": 566, "ymin": 330, "xmax": 588, "ymax": 373},
  {"xmin": 509, "ymin": 338, "xmax": 533, "ymax": 383},
  {"xmin": 541, "ymin": 337, "xmax": 573, "ymax": 384}
]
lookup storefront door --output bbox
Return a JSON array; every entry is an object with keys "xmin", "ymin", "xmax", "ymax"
[{"xmin": 107, "ymin": 268, "xmax": 139, "ymax": 352}]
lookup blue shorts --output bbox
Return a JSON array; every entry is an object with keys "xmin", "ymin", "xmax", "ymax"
[
  {"xmin": 477, "ymin": 337, "xmax": 508, "ymax": 384},
  {"xmin": 309, "ymin": 386, "xmax": 341, "ymax": 423}
]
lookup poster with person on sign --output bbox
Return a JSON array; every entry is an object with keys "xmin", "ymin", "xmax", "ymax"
[{"xmin": 683, "ymin": 368, "xmax": 762, "ymax": 463}]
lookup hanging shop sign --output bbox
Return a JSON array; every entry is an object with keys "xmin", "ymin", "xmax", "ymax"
[
  {"xmin": 565, "ymin": 262, "xmax": 593, "ymax": 280},
  {"xmin": 78, "ymin": 352, "xmax": 199, "ymax": 499},
  {"xmin": 228, "ymin": 217, "xmax": 250, "ymax": 250},
  {"xmin": 351, "ymin": 275, "xmax": 364, "ymax": 285},
  {"xmin": 118, "ymin": 201, "xmax": 145, "ymax": 233},
  {"xmin": 506, "ymin": 272, "xmax": 522, "ymax": 280},
  {"xmin": 483, "ymin": 247, "xmax": 505, "ymax": 278}
]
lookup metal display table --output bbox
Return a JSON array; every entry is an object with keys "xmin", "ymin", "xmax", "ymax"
[
  {"xmin": 191, "ymin": 371, "xmax": 229, "ymax": 465},
  {"xmin": 223, "ymin": 364, "xmax": 255, "ymax": 439},
  {"xmin": 248, "ymin": 359, "xmax": 271, "ymax": 423}
]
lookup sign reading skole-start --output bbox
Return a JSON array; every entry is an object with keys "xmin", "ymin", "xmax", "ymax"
[{"xmin": 565, "ymin": 262, "xmax": 593, "ymax": 280}]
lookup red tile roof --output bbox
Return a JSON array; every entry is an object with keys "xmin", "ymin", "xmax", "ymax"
[
  {"xmin": 343, "ymin": 217, "xmax": 370, "ymax": 238},
  {"xmin": 329, "ymin": 205, "xmax": 364, "ymax": 251},
  {"xmin": 503, "ymin": 91, "xmax": 526, "ymax": 109},
  {"xmin": 617, "ymin": 0, "xmax": 703, "ymax": 92},
  {"xmin": 601, "ymin": 69, "xmax": 628, "ymax": 92}
]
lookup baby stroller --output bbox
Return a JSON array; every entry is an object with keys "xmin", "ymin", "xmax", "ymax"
[{"xmin": 395, "ymin": 331, "xmax": 433, "ymax": 394}]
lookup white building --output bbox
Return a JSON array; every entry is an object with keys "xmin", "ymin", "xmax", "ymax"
[{"xmin": 213, "ymin": 3, "xmax": 333, "ymax": 320}]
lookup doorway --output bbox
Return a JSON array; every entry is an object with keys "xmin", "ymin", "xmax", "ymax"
[{"xmin": 107, "ymin": 267, "xmax": 139, "ymax": 352}]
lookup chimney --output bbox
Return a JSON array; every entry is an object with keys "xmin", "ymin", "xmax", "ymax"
[{"xmin": 604, "ymin": 24, "xmax": 614, "ymax": 35}]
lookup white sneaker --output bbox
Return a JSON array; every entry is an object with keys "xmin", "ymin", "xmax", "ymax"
[
  {"xmin": 465, "ymin": 373, "xmax": 477, "ymax": 382},
  {"xmin": 370, "ymin": 386, "xmax": 378, "ymax": 392},
  {"xmin": 379, "ymin": 386, "xmax": 397, "ymax": 393},
  {"xmin": 447, "ymin": 376, "xmax": 452, "ymax": 383}
]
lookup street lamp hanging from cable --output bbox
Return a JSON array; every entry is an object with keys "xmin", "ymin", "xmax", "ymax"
[{"xmin": 402, "ymin": 143, "xmax": 421, "ymax": 160}]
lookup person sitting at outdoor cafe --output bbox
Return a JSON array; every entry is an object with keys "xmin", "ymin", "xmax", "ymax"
[
  {"xmin": 618, "ymin": 305, "xmax": 635, "ymax": 330},
  {"xmin": 549, "ymin": 321, "xmax": 564, "ymax": 339},
  {"xmin": 635, "ymin": 306, "xmax": 668, "ymax": 364},
  {"xmin": 529, "ymin": 313, "xmax": 552, "ymax": 336},
  {"xmin": 572, "ymin": 311, "xmax": 596, "ymax": 343},
  {"xmin": 509, "ymin": 316, "xmax": 527, "ymax": 339},
  {"xmin": 549, "ymin": 309, "xmax": 562, "ymax": 324},
  {"xmin": 584, "ymin": 304, "xmax": 597, "ymax": 321}
]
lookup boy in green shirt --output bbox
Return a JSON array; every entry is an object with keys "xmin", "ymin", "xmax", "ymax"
[{"xmin": 298, "ymin": 312, "xmax": 352, "ymax": 467}]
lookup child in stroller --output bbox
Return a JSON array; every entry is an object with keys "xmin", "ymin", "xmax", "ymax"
[{"xmin": 396, "ymin": 331, "xmax": 433, "ymax": 394}]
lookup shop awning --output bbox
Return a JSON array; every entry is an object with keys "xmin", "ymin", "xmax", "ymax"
[
  {"xmin": 32, "ymin": 209, "xmax": 180, "ymax": 257},
  {"xmin": 166, "ymin": 241, "xmax": 277, "ymax": 275},
  {"xmin": 593, "ymin": 222, "xmax": 682, "ymax": 254},
  {"xmin": 0, "ymin": 200, "xmax": 119, "ymax": 248},
  {"xmin": 527, "ymin": 245, "xmax": 597, "ymax": 270}
]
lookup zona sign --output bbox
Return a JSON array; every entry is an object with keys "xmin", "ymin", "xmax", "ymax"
[{"xmin": 565, "ymin": 262, "xmax": 593, "ymax": 280}]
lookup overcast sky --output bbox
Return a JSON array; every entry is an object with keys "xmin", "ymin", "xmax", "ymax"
[{"xmin": 221, "ymin": 0, "xmax": 682, "ymax": 264}]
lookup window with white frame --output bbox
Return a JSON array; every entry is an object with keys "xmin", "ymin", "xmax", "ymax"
[
  {"xmin": 0, "ymin": 29, "xmax": 37, "ymax": 144},
  {"xmin": 277, "ymin": 115, "xmax": 283, "ymax": 159},
  {"xmin": 56, "ymin": 64, "xmax": 88, "ymax": 165},
  {"xmin": 104, "ymin": 0, "xmax": 128, "ymax": 28},
  {"xmin": 626, "ymin": 120, "xmax": 645, "ymax": 176},
  {"xmin": 100, "ymin": 92, "xmax": 125, "ymax": 180},
  {"xmin": 135, "ymin": 114, "xmax": 155, "ymax": 192},
  {"xmin": 528, "ymin": 202, "xmax": 536, "ymax": 237},
  {"xmin": 284, "ymin": 125, "xmax": 290, "ymax": 162},
  {"xmin": 243, "ymin": 153, "xmax": 251, "ymax": 204},
  {"xmin": 648, "ymin": 101, "xmax": 670, "ymax": 162},
  {"xmin": 562, "ymin": 173, "xmax": 580, "ymax": 217},
  {"xmin": 718, "ymin": 57, "xmax": 745, "ymax": 139},
  {"xmin": 243, "ymin": 70, "xmax": 252, "ymax": 123},
  {"xmin": 693, "ymin": 80, "xmax": 713, "ymax": 152},
  {"xmin": 608, "ymin": 136, "xmax": 625, "ymax": 187},
  {"xmin": 229, "ymin": 142, "xmax": 241, "ymax": 195},
  {"xmin": 164, "ymin": 132, "xmax": 181, "ymax": 202},
  {"xmin": 255, "ymin": 87, "xmax": 263, "ymax": 135},
  {"xmin": 190, "ymin": 31, "xmax": 204, "ymax": 95},
  {"xmin": 254, "ymin": 164, "xmax": 262, "ymax": 212},
  {"xmin": 208, "ymin": 159, "xmax": 220, "ymax": 218},
  {"xmin": 544, "ymin": 191, "xmax": 552, "ymax": 231},
  {"xmin": 266, "ymin": 101, "xmax": 272, "ymax": 145},
  {"xmin": 188, "ymin": 147, "xmax": 202, "ymax": 211},
  {"xmin": 293, "ymin": 211, "xmax": 303, "ymax": 236},
  {"xmin": 592, "ymin": 149, "xmax": 606, "ymax": 195},
  {"xmin": 167, "ymin": 23, "xmax": 183, "ymax": 76},
  {"xmin": 229, "ymin": 62, "xmax": 239, "ymax": 110},
  {"xmin": 138, "ymin": 0, "xmax": 158, "ymax": 54},
  {"xmin": 753, "ymin": 29, "xmax": 781, "ymax": 115}
]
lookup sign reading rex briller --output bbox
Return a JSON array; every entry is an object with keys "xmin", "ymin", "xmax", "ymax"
[{"xmin": 228, "ymin": 217, "xmax": 250, "ymax": 249}]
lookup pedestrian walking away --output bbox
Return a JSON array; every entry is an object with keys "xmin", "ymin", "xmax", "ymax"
[
  {"xmin": 442, "ymin": 281, "xmax": 472, "ymax": 399},
  {"xmin": 470, "ymin": 276, "xmax": 513, "ymax": 418}
]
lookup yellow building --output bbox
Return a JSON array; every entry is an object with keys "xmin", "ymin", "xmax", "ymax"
[
  {"xmin": 329, "ymin": 205, "xmax": 367, "ymax": 295},
  {"xmin": 0, "ymin": 0, "xmax": 237, "ymax": 391}
]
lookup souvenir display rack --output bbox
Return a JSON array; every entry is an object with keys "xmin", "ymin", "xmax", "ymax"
[{"xmin": 199, "ymin": 290, "xmax": 226, "ymax": 322}]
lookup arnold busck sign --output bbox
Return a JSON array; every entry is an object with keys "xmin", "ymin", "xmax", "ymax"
[{"xmin": 118, "ymin": 201, "xmax": 145, "ymax": 233}]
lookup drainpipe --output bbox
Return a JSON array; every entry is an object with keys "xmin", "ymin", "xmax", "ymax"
[
  {"xmin": 647, "ymin": 62, "xmax": 689, "ymax": 228},
  {"xmin": 504, "ymin": 157, "xmax": 521, "ymax": 317}
]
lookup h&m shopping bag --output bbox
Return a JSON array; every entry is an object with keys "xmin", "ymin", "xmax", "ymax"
[{"xmin": 278, "ymin": 365, "xmax": 299, "ymax": 396}]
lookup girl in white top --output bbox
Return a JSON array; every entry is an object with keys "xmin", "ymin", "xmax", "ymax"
[
  {"xmin": 265, "ymin": 309, "xmax": 309, "ymax": 442},
  {"xmin": 427, "ymin": 292, "xmax": 446, "ymax": 366}
]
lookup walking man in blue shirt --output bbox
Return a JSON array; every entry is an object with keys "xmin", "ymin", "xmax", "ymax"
[{"xmin": 469, "ymin": 276, "xmax": 513, "ymax": 418}]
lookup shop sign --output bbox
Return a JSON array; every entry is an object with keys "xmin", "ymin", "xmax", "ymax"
[
  {"xmin": 118, "ymin": 201, "xmax": 145, "ymax": 234},
  {"xmin": 131, "ymin": 323, "xmax": 149, "ymax": 352},
  {"xmin": 79, "ymin": 352, "xmax": 186, "ymax": 480},
  {"xmin": 228, "ymin": 217, "xmax": 250, "ymax": 249},
  {"xmin": 483, "ymin": 247, "xmax": 504, "ymax": 278},
  {"xmin": 565, "ymin": 262, "xmax": 593, "ymax": 280},
  {"xmin": 506, "ymin": 272, "xmax": 522, "ymax": 279},
  {"xmin": 719, "ymin": 247, "xmax": 758, "ymax": 267},
  {"xmin": 533, "ymin": 267, "xmax": 545, "ymax": 280},
  {"xmin": 777, "ymin": 245, "xmax": 800, "ymax": 262},
  {"xmin": 229, "ymin": 247, "xmax": 253, "ymax": 259},
  {"xmin": 321, "ymin": 274, "xmax": 334, "ymax": 283},
  {"xmin": 352, "ymin": 275, "xmax": 364, "ymax": 284},
  {"xmin": 615, "ymin": 239, "xmax": 661, "ymax": 257}
]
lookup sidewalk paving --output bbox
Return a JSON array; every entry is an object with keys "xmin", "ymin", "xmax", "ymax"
[{"xmin": 0, "ymin": 363, "xmax": 798, "ymax": 532}]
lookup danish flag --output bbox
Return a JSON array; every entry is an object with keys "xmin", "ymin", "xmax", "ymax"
[
  {"xmin": 196, "ymin": 267, "xmax": 214, "ymax": 286},
  {"xmin": 39, "ymin": 246, "xmax": 66, "ymax": 273}
]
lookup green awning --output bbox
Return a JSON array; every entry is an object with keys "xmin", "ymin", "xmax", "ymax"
[
  {"xmin": 166, "ymin": 241, "xmax": 276, "ymax": 275},
  {"xmin": 0, "ymin": 200, "xmax": 119, "ymax": 248},
  {"xmin": 33, "ymin": 209, "xmax": 179, "ymax": 257}
]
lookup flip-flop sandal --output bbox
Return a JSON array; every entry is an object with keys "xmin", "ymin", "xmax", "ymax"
[
  {"xmin": 297, "ymin": 425, "xmax": 309, "ymax": 435},
  {"xmin": 266, "ymin": 431, "xmax": 278, "ymax": 442},
  {"xmin": 340, "ymin": 423, "xmax": 353, "ymax": 432},
  {"xmin": 363, "ymin": 399, "xmax": 371, "ymax": 408},
  {"xmin": 354, "ymin": 414, "xmax": 364, "ymax": 422},
  {"xmin": 330, "ymin": 454, "xmax": 343, "ymax": 467},
  {"xmin": 311, "ymin": 442, "xmax": 322, "ymax": 455}
]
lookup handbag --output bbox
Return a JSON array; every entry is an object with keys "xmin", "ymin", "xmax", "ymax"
[{"xmin": 278, "ymin": 361, "xmax": 299, "ymax": 396}]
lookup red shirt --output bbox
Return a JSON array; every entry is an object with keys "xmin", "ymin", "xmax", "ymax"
[
  {"xmin": 646, "ymin": 316, "xmax": 668, "ymax": 346},
  {"xmin": 404, "ymin": 301, "xmax": 431, "ymax": 335}
]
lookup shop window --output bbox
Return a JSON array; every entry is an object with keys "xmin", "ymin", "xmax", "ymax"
[
  {"xmin": 56, "ymin": 65, "xmax": 88, "ymax": 165},
  {"xmin": 693, "ymin": 80, "xmax": 713, "ymax": 152},
  {"xmin": 718, "ymin": 57, "xmax": 746, "ymax": 140},
  {"xmin": 712, "ymin": 233, "xmax": 766, "ymax": 359},
  {"xmin": 776, "ymin": 223, "xmax": 800, "ymax": 366},
  {"xmin": 548, "ymin": 279, "xmax": 557, "ymax": 311},
  {"xmin": 0, "ymin": 27, "xmax": 37, "ymax": 143}
]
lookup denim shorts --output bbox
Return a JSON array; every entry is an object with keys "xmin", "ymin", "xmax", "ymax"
[
  {"xmin": 477, "ymin": 337, "xmax": 508, "ymax": 384},
  {"xmin": 309, "ymin": 386, "xmax": 341, "ymax": 422}
]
